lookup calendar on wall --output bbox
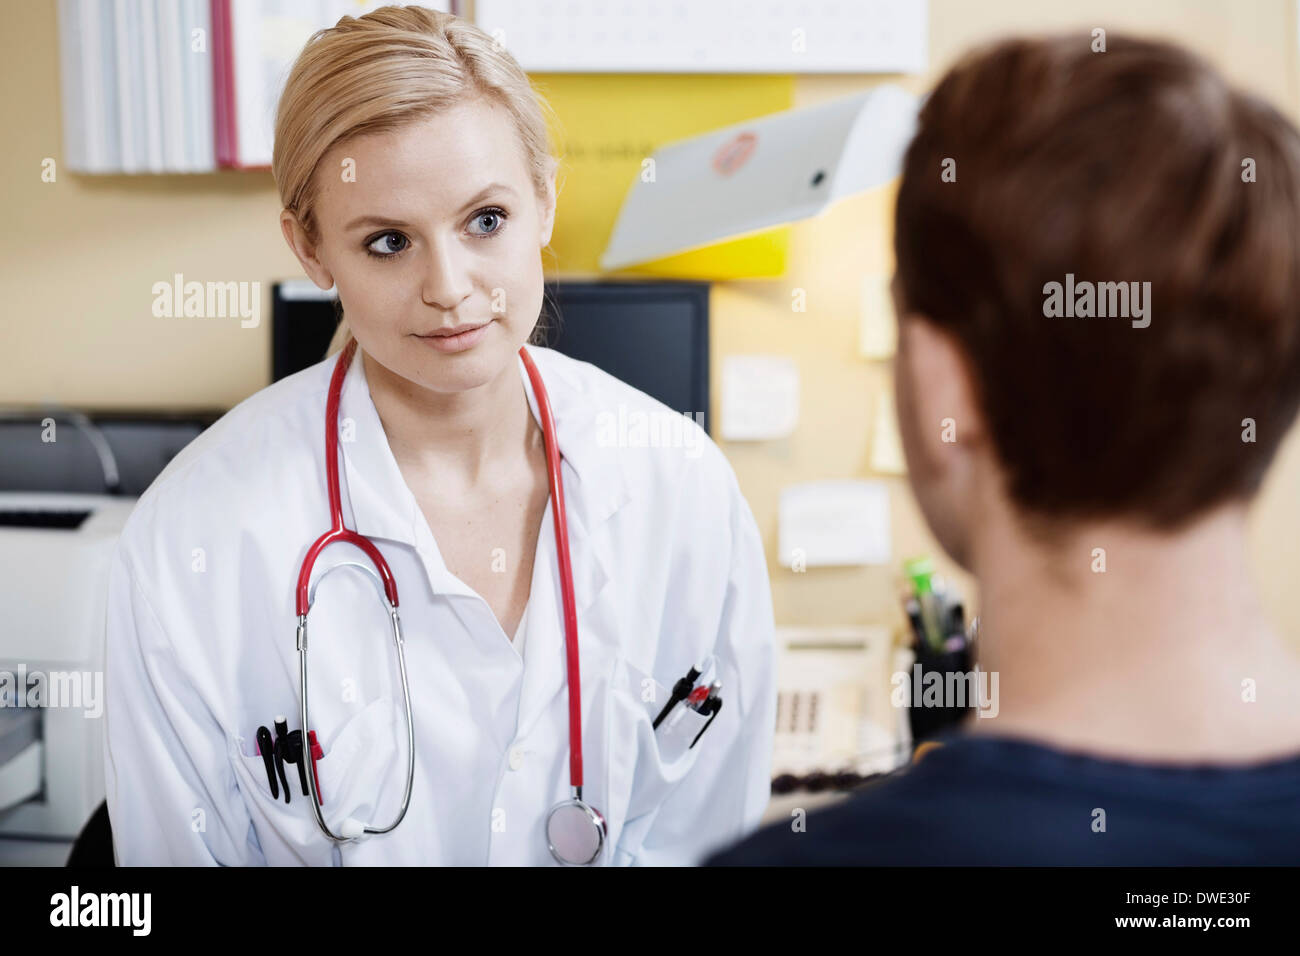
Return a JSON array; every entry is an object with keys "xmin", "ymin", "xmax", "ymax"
[{"xmin": 474, "ymin": 0, "xmax": 928, "ymax": 74}]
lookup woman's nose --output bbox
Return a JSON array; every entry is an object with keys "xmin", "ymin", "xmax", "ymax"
[{"xmin": 420, "ymin": 237, "xmax": 473, "ymax": 310}]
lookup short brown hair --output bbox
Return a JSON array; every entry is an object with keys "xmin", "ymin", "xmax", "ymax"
[{"xmin": 894, "ymin": 34, "xmax": 1300, "ymax": 529}]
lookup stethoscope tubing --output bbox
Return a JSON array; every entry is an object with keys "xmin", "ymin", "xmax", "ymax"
[
  {"xmin": 517, "ymin": 345, "xmax": 585, "ymax": 794},
  {"xmin": 294, "ymin": 339, "xmax": 590, "ymax": 844}
]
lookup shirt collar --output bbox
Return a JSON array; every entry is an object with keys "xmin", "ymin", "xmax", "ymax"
[{"xmin": 334, "ymin": 342, "xmax": 630, "ymax": 560}]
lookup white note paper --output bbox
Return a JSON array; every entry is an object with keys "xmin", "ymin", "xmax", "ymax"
[
  {"xmin": 778, "ymin": 480, "xmax": 891, "ymax": 568},
  {"xmin": 721, "ymin": 355, "xmax": 800, "ymax": 441}
]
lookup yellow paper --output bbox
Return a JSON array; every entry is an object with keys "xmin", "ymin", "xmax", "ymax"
[
  {"xmin": 624, "ymin": 228, "xmax": 790, "ymax": 281},
  {"xmin": 533, "ymin": 74, "xmax": 795, "ymax": 277}
]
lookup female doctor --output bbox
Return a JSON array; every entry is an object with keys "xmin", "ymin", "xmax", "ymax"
[{"xmin": 102, "ymin": 6, "xmax": 776, "ymax": 866}]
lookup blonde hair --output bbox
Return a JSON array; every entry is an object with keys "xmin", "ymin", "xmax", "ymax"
[{"xmin": 272, "ymin": 5, "xmax": 561, "ymax": 357}]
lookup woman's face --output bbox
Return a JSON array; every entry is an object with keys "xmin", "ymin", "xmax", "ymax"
[{"xmin": 285, "ymin": 97, "xmax": 556, "ymax": 395}]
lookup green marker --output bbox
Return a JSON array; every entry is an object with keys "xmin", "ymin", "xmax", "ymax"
[{"xmin": 904, "ymin": 556, "xmax": 944, "ymax": 652}]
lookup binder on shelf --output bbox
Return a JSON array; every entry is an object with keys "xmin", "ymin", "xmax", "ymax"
[
  {"xmin": 56, "ymin": 0, "xmax": 450, "ymax": 175},
  {"xmin": 58, "ymin": 0, "xmax": 216, "ymax": 173}
]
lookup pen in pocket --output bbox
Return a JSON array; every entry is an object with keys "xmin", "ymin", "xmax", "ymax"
[{"xmin": 255, "ymin": 726, "xmax": 278, "ymax": 799}]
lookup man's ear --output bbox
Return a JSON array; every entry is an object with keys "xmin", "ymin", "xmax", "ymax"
[
  {"xmin": 279, "ymin": 209, "xmax": 334, "ymax": 291},
  {"xmin": 895, "ymin": 314, "xmax": 988, "ymax": 473}
]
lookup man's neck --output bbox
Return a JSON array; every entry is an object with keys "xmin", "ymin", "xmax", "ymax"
[
  {"xmin": 360, "ymin": 347, "xmax": 538, "ymax": 490},
  {"xmin": 964, "ymin": 500, "xmax": 1300, "ymax": 763}
]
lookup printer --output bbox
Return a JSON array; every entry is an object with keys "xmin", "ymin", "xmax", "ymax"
[
  {"xmin": 0, "ymin": 409, "xmax": 217, "ymax": 864},
  {"xmin": 0, "ymin": 493, "xmax": 134, "ymax": 849}
]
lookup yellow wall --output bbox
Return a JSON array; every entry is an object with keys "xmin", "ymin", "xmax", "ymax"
[{"xmin": 4, "ymin": 0, "xmax": 1298, "ymax": 644}]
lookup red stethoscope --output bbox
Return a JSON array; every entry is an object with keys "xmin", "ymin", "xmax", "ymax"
[{"xmin": 293, "ymin": 337, "xmax": 607, "ymax": 865}]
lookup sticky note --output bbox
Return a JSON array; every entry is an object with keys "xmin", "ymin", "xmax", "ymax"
[
  {"xmin": 859, "ymin": 273, "xmax": 897, "ymax": 359},
  {"xmin": 721, "ymin": 355, "xmax": 800, "ymax": 441},
  {"xmin": 870, "ymin": 393, "xmax": 906, "ymax": 474}
]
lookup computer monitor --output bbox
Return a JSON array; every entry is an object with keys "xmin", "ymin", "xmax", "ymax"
[{"xmin": 272, "ymin": 279, "xmax": 711, "ymax": 432}]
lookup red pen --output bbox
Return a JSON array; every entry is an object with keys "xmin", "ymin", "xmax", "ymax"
[{"xmin": 308, "ymin": 730, "xmax": 325, "ymax": 805}]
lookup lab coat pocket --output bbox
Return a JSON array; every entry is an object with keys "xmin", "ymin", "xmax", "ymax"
[
  {"xmin": 227, "ymin": 696, "xmax": 399, "ymax": 864},
  {"xmin": 654, "ymin": 695, "xmax": 716, "ymax": 764},
  {"xmin": 614, "ymin": 657, "xmax": 712, "ymax": 819}
]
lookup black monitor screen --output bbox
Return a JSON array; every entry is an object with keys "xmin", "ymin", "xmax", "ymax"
[{"xmin": 272, "ymin": 280, "xmax": 710, "ymax": 433}]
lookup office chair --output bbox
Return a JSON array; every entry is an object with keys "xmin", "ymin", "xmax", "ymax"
[{"xmin": 65, "ymin": 799, "xmax": 114, "ymax": 867}]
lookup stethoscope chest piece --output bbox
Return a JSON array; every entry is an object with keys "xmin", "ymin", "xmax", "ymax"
[{"xmin": 545, "ymin": 792, "xmax": 608, "ymax": 866}]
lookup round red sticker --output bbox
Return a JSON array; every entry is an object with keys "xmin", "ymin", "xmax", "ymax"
[{"xmin": 712, "ymin": 131, "xmax": 758, "ymax": 177}]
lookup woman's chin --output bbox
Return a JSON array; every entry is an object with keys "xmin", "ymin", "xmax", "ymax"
[{"xmin": 404, "ymin": 339, "xmax": 519, "ymax": 394}]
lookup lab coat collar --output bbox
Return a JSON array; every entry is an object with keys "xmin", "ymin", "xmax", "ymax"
[
  {"xmin": 334, "ymin": 342, "xmax": 630, "ymax": 647},
  {"xmin": 334, "ymin": 345, "xmax": 423, "ymax": 557}
]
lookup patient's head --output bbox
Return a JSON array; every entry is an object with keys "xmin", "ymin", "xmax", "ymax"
[{"xmin": 891, "ymin": 33, "xmax": 1300, "ymax": 567}]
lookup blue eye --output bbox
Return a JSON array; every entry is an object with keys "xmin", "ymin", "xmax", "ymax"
[
  {"xmin": 363, "ymin": 207, "xmax": 507, "ymax": 259},
  {"xmin": 365, "ymin": 232, "xmax": 408, "ymax": 258},
  {"xmin": 468, "ymin": 207, "xmax": 508, "ymax": 237}
]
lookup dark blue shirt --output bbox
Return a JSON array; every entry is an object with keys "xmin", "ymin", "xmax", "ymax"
[{"xmin": 705, "ymin": 731, "xmax": 1300, "ymax": 865}]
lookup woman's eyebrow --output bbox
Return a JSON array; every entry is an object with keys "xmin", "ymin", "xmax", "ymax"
[
  {"xmin": 344, "ymin": 213, "xmax": 412, "ymax": 231},
  {"xmin": 455, "ymin": 182, "xmax": 517, "ymax": 213},
  {"xmin": 343, "ymin": 183, "xmax": 518, "ymax": 232}
]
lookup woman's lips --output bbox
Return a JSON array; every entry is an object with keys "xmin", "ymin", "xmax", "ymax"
[{"xmin": 414, "ymin": 320, "xmax": 492, "ymax": 353}]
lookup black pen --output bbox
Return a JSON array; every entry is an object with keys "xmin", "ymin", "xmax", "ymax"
[
  {"xmin": 653, "ymin": 665, "xmax": 701, "ymax": 729},
  {"xmin": 690, "ymin": 697, "xmax": 722, "ymax": 749},
  {"xmin": 273, "ymin": 715, "xmax": 291, "ymax": 803},
  {"xmin": 281, "ymin": 729, "xmax": 311, "ymax": 798},
  {"xmin": 256, "ymin": 725, "xmax": 278, "ymax": 799}
]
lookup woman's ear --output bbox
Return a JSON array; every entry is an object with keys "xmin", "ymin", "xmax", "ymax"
[
  {"xmin": 538, "ymin": 162, "xmax": 558, "ymax": 248},
  {"xmin": 279, "ymin": 209, "xmax": 335, "ymax": 291}
]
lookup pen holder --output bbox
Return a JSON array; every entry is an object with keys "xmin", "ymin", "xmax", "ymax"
[{"xmin": 905, "ymin": 636, "xmax": 974, "ymax": 745}]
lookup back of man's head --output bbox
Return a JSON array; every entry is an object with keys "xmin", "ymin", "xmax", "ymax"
[{"xmin": 894, "ymin": 34, "xmax": 1300, "ymax": 531}]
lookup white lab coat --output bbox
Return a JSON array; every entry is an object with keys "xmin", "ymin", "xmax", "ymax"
[{"xmin": 102, "ymin": 343, "xmax": 776, "ymax": 866}]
